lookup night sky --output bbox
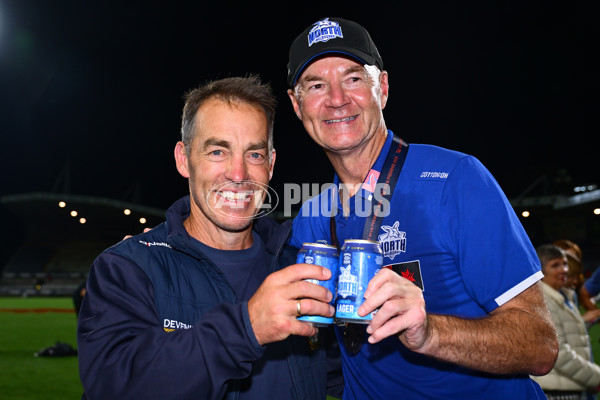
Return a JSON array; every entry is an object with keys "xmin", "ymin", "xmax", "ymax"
[{"xmin": 0, "ymin": 2, "xmax": 593, "ymax": 211}]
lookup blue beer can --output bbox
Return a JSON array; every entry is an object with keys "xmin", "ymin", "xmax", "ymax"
[
  {"xmin": 336, "ymin": 239, "xmax": 384, "ymax": 324},
  {"xmin": 296, "ymin": 242, "xmax": 339, "ymax": 327}
]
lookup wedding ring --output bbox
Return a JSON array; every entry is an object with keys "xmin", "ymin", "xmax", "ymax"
[{"xmin": 296, "ymin": 299, "xmax": 302, "ymax": 317}]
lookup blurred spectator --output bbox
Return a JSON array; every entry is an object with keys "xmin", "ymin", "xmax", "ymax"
[
  {"xmin": 553, "ymin": 239, "xmax": 583, "ymax": 262},
  {"xmin": 554, "ymin": 242, "xmax": 584, "ymax": 292},
  {"xmin": 72, "ymin": 281, "xmax": 86, "ymax": 317},
  {"xmin": 580, "ymin": 267, "xmax": 600, "ymax": 312},
  {"xmin": 565, "ymin": 254, "xmax": 584, "ymax": 294},
  {"xmin": 553, "ymin": 239, "xmax": 600, "ymax": 314},
  {"xmin": 531, "ymin": 244, "xmax": 600, "ymax": 400},
  {"xmin": 567, "ymin": 253, "xmax": 600, "ymax": 327}
]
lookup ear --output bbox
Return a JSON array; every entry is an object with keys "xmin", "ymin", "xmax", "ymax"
[
  {"xmin": 174, "ymin": 141, "xmax": 190, "ymax": 178},
  {"xmin": 379, "ymin": 71, "xmax": 389, "ymax": 110},
  {"xmin": 287, "ymin": 88, "xmax": 303, "ymax": 120},
  {"xmin": 268, "ymin": 149, "xmax": 276, "ymax": 180}
]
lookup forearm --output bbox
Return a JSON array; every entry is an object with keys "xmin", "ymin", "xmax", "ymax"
[
  {"xmin": 363, "ymin": 273, "xmax": 558, "ymax": 376},
  {"xmin": 417, "ymin": 308, "xmax": 557, "ymax": 375},
  {"xmin": 408, "ymin": 283, "xmax": 558, "ymax": 376}
]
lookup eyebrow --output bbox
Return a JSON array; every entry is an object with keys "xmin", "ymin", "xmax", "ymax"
[
  {"xmin": 345, "ymin": 65, "xmax": 366, "ymax": 75},
  {"xmin": 203, "ymin": 138, "xmax": 231, "ymax": 150},
  {"xmin": 245, "ymin": 141, "xmax": 268, "ymax": 152},
  {"xmin": 202, "ymin": 137, "xmax": 268, "ymax": 152},
  {"xmin": 301, "ymin": 65, "xmax": 366, "ymax": 84}
]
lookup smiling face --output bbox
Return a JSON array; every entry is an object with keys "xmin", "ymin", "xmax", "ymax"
[
  {"xmin": 175, "ymin": 98, "xmax": 275, "ymax": 243},
  {"xmin": 288, "ymin": 56, "xmax": 389, "ymax": 155}
]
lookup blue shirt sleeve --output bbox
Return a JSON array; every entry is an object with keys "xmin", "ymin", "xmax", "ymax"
[
  {"xmin": 584, "ymin": 267, "xmax": 600, "ymax": 296},
  {"xmin": 441, "ymin": 156, "xmax": 542, "ymax": 312}
]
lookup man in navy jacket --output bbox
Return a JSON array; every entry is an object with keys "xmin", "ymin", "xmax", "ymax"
[{"xmin": 77, "ymin": 76, "xmax": 340, "ymax": 399}]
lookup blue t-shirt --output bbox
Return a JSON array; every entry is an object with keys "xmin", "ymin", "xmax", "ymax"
[
  {"xmin": 584, "ymin": 267, "xmax": 600, "ymax": 296},
  {"xmin": 197, "ymin": 232, "xmax": 295, "ymax": 400},
  {"xmin": 290, "ymin": 131, "xmax": 545, "ymax": 399}
]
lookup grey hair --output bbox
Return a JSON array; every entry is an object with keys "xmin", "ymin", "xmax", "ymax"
[
  {"xmin": 181, "ymin": 75, "xmax": 277, "ymax": 156},
  {"xmin": 536, "ymin": 244, "xmax": 566, "ymax": 269}
]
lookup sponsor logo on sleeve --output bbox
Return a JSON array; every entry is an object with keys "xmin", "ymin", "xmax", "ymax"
[{"xmin": 385, "ymin": 260, "xmax": 424, "ymax": 291}]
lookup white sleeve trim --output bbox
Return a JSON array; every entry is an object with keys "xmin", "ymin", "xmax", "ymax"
[{"xmin": 495, "ymin": 271, "xmax": 544, "ymax": 307}]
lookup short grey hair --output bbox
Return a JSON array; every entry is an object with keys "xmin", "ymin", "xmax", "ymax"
[
  {"xmin": 181, "ymin": 75, "xmax": 277, "ymax": 155},
  {"xmin": 536, "ymin": 244, "xmax": 565, "ymax": 269}
]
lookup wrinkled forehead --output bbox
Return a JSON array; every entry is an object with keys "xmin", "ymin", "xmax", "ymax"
[{"xmin": 297, "ymin": 55, "xmax": 382, "ymax": 84}]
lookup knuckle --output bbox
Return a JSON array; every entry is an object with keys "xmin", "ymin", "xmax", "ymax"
[
  {"xmin": 301, "ymin": 298, "xmax": 312, "ymax": 312},
  {"xmin": 263, "ymin": 273, "xmax": 276, "ymax": 285},
  {"xmin": 379, "ymin": 300, "xmax": 394, "ymax": 314},
  {"xmin": 281, "ymin": 319, "xmax": 294, "ymax": 332},
  {"xmin": 271, "ymin": 301, "xmax": 287, "ymax": 315},
  {"xmin": 318, "ymin": 286, "xmax": 331, "ymax": 299},
  {"xmin": 297, "ymin": 280, "xmax": 312, "ymax": 292},
  {"xmin": 274, "ymin": 318, "xmax": 291, "ymax": 333}
]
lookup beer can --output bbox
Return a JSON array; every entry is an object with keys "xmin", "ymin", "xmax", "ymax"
[
  {"xmin": 296, "ymin": 242, "xmax": 339, "ymax": 327},
  {"xmin": 335, "ymin": 239, "xmax": 384, "ymax": 324}
]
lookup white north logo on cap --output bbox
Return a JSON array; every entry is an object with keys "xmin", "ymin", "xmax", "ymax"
[{"xmin": 308, "ymin": 18, "xmax": 343, "ymax": 47}]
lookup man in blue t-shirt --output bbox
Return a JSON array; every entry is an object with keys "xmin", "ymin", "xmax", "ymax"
[{"xmin": 285, "ymin": 17, "xmax": 558, "ymax": 399}]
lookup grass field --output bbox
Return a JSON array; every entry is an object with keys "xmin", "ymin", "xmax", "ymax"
[
  {"xmin": 0, "ymin": 297, "xmax": 82, "ymax": 400},
  {"xmin": 2, "ymin": 297, "xmax": 600, "ymax": 399}
]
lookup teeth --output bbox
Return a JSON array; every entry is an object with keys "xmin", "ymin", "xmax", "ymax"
[
  {"xmin": 326, "ymin": 116, "xmax": 356, "ymax": 124},
  {"xmin": 219, "ymin": 191, "xmax": 252, "ymax": 200}
]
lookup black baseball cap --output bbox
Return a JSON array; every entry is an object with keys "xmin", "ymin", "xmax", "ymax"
[{"xmin": 287, "ymin": 17, "xmax": 383, "ymax": 87}]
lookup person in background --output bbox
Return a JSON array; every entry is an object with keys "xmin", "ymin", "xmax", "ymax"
[
  {"xmin": 532, "ymin": 244, "xmax": 600, "ymax": 400},
  {"xmin": 581, "ymin": 266, "xmax": 600, "ymax": 312},
  {"xmin": 566, "ymin": 252, "xmax": 585, "ymax": 295},
  {"xmin": 554, "ymin": 240, "xmax": 600, "ymax": 400},
  {"xmin": 77, "ymin": 76, "xmax": 341, "ymax": 399},
  {"xmin": 72, "ymin": 281, "xmax": 86, "ymax": 317},
  {"xmin": 555, "ymin": 239, "xmax": 600, "ymax": 313},
  {"xmin": 554, "ymin": 239, "xmax": 584, "ymax": 262},
  {"xmin": 285, "ymin": 16, "xmax": 558, "ymax": 400},
  {"xmin": 554, "ymin": 240, "xmax": 585, "ymax": 294},
  {"xmin": 554, "ymin": 239, "xmax": 600, "ymax": 323}
]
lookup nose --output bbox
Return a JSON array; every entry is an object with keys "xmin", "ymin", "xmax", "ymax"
[
  {"xmin": 225, "ymin": 153, "xmax": 248, "ymax": 183},
  {"xmin": 326, "ymin": 81, "xmax": 349, "ymax": 108}
]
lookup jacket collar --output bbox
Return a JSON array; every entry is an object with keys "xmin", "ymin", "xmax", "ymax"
[{"xmin": 540, "ymin": 281, "xmax": 577, "ymax": 307}]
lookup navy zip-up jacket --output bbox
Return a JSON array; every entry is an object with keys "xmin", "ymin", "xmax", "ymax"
[{"xmin": 77, "ymin": 196, "xmax": 333, "ymax": 400}]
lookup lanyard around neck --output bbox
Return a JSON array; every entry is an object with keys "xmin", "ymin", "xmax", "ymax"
[{"xmin": 330, "ymin": 134, "xmax": 409, "ymax": 249}]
